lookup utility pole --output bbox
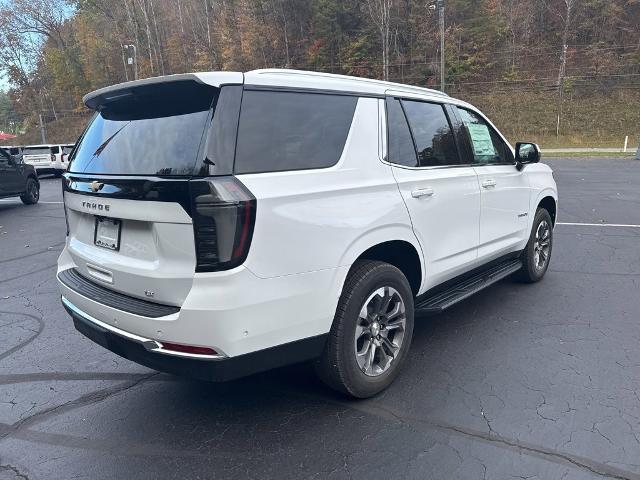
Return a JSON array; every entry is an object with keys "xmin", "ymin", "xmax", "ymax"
[
  {"xmin": 38, "ymin": 114, "xmax": 46, "ymax": 144},
  {"xmin": 438, "ymin": 0, "xmax": 445, "ymax": 93},
  {"xmin": 124, "ymin": 44, "xmax": 138, "ymax": 80}
]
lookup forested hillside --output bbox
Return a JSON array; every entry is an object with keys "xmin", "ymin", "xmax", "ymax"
[{"xmin": 1, "ymin": 0, "xmax": 639, "ymax": 147}]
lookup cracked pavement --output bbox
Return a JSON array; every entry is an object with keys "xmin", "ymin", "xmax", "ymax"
[{"xmin": 1, "ymin": 157, "xmax": 640, "ymax": 479}]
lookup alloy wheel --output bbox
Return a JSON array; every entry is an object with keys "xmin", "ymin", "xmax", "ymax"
[
  {"xmin": 533, "ymin": 220, "xmax": 551, "ymax": 271},
  {"xmin": 354, "ymin": 286, "xmax": 407, "ymax": 377}
]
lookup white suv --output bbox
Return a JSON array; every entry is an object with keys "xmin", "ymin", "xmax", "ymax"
[
  {"xmin": 57, "ymin": 69, "xmax": 557, "ymax": 397},
  {"xmin": 22, "ymin": 144, "xmax": 74, "ymax": 176}
]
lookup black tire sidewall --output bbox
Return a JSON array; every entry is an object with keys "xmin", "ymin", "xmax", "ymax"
[
  {"xmin": 523, "ymin": 209, "xmax": 553, "ymax": 281},
  {"xmin": 22, "ymin": 178, "xmax": 39, "ymax": 205},
  {"xmin": 336, "ymin": 264, "xmax": 414, "ymax": 397}
]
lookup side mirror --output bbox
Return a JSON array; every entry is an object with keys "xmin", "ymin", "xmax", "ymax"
[{"xmin": 515, "ymin": 142, "xmax": 540, "ymax": 171}]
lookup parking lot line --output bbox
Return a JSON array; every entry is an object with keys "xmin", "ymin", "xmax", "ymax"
[
  {"xmin": 557, "ymin": 222, "xmax": 640, "ymax": 228},
  {"xmin": 0, "ymin": 200, "xmax": 63, "ymax": 204}
]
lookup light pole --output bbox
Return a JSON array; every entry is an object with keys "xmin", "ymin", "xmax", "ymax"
[
  {"xmin": 427, "ymin": 0, "xmax": 445, "ymax": 92},
  {"xmin": 124, "ymin": 44, "xmax": 138, "ymax": 80},
  {"xmin": 438, "ymin": 0, "xmax": 445, "ymax": 93}
]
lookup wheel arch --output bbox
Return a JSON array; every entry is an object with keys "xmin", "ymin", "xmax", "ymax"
[
  {"xmin": 537, "ymin": 195, "xmax": 557, "ymax": 226},
  {"xmin": 348, "ymin": 239, "xmax": 422, "ymax": 296},
  {"xmin": 26, "ymin": 173, "xmax": 39, "ymax": 185}
]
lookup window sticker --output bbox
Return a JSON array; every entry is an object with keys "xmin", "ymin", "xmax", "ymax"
[{"xmin": 466, "ymin": 123, "xmax": 496, "ymax": 157}]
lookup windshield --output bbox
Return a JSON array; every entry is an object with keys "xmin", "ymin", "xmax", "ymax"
[{"xmin": 70, "ymin": 82, "xmax": 217, "ymax": 176}]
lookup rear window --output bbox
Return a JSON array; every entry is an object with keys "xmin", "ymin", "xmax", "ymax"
[
  {"xmin": 401, "ymin": 100, "xmax": 460, "ymax": 167},
  {"xmin": 70, "ymin": 82, "xmax": 216, "ymax": 176},
  {"xmin": 23, "ymin": 147, "xmax": 50, "ymax": 155},
  {"xmin": 386, "ymin": 98, "xmax": 418, "ymax": 167},
  {"xmin": 234, "ymin": 91, "xmax": 357, "ymax": 174}
]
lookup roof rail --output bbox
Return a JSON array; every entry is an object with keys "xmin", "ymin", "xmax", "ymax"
[{"xmin": 246, "ymin": 69, "xmax": 448, "ymax": 97}]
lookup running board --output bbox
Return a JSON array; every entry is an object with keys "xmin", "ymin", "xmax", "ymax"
[{"xmin": 415, "ymin": 258, "xmax": 523, "ymax": 314}]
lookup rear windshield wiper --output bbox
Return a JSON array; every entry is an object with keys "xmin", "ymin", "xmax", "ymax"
[{"xmin": 92, "ymin": 122, "xmax": 131, "ymax": 158}]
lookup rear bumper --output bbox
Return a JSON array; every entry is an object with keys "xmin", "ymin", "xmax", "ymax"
[
  {"xmin": 57, "ymin": 244, "xmax": 346, "ymax": 378},
  {"xmin": 31, "ymin": 166, "xmax": 64, "ymax": 174},
  {"xmin": 62, "ymin": 295, "xmax": 327, "ymax": 381},
  {"xmin": 58, "ymin": 245, "xmax": 346, "ymax": 358}
]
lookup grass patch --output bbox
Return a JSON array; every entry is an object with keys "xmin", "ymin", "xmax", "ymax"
[
  {"xmin": 543, "ymin": 151, "xmax": 637, "ymax": 158},
  {"xmin": 456, "ymin": 89, "xmax": 640, "ymax": 150}
]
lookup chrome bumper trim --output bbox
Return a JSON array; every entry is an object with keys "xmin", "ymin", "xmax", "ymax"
[{"xmin": 61, "ymin": 295, "xmax": 226, "ymax": 361}]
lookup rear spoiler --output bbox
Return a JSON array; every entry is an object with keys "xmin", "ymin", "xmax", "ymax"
[{"xmin": 83, "ymin": 72, "xmax": 243, "ymax": 110}]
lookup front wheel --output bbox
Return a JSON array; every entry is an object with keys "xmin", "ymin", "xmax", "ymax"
[
  {"xmin": 315, "ymin": 260, "xmax": 414, "ymax": 398},
  {"xmin": 514, "ymin": 208, "xmax": 553, "ymax": 283},
  {"xmin": 20, "ymin": 178, "xmax": 40, "ymax": 205}
]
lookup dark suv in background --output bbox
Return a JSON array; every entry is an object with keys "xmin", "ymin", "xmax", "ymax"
[{"xmin": 0, "ymin": 147, "xmax": 40, "ymax": 204}]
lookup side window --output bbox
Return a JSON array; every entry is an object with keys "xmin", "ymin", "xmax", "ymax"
[
  {"xmin": 386, "ymin": 98, "xmax": 418, "ymax": 167},
  {"xmin": 456, "ymin": 107, "xmax": 514, "ymax": 165},
  {"xmin": 0, "ymin": 148, "xmax": 9, "ymax": 166},
  {"xmin": 234, "ymin": 90, "xmax": 357, "ymax": 174},
  {"xmin": 401, "ymin": 100, "xmax": 460, "ymax": 167}
]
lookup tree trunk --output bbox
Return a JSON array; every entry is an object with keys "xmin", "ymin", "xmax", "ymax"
[
  {"xmin": 204, "ymin": 0, "xmax": 212, "ymax": 50},
  {"xmin": 366, "ymin": 0, "xmax": 392, "ymax": 81},
  {"xmin": 280, "ymin": 0, "xmax": 290, "ymax": 67},
  {"xmin": 149, "ymin": 0, "xmax": 165, "ymax": 75}
]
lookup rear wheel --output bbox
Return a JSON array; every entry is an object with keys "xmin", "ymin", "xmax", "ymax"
[
  {"xmin": 20, "ymin": 178, "xmax": 39, "ymax": 205},
  {"xmin": 514, "ymin": 208, "xmax": 553, "ymax": 282},
  {"xmin": 315, "ymin": 260, "xmax": 414, "ymax": 398}
]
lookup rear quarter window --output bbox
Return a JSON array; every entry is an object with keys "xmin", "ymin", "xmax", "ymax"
[{"xmin": 234, "ymin": 90, "xmax": 357, "ymax": 174}]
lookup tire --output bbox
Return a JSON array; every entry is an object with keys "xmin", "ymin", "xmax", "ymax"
[
  {"xmin": 315, "ymin": 260, "xmax": 414, "ymax": 398},
  {"xmin": 20, "ymin": 177, "xmax": 40, "ymax": 205},
  {"xmin": 513, "ymin": 208, "xmax": 553, "ymax": 283}
]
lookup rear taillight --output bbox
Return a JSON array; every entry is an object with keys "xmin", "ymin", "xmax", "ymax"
[
  {"xmin": 61, "ymin": 183, "xmax": 69, "ymax": 236},
  {"xmin": 61, "ymin": 153, "xmax": 66, "ymax": 163},
  {"xmin": 189, "ymin": 177, "xmax": 256, "ymax": 272},
  {"xmin": 50, "ymin": 153, "xmax": 55, "ymax": 163}
]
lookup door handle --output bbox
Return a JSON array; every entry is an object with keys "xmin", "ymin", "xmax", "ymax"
[
  {"xmin": 411, "ymin": 187, "xmax": 434, "ymax": 198},
  {"xmin": 482, "ymin": 179, "xmax": 496, "ymax": 188}
]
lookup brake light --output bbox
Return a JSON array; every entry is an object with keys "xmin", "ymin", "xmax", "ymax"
[
  {"xmin": 189, "ymin": 177, "xmax": 256, "ymax": 272},
  {"xmin": 61, "ymin": 153, "xmax": 66, "ymax": 163},
  {"xmin": 50, "ymin": 153, "xmax": 55, "ymax": 163}
]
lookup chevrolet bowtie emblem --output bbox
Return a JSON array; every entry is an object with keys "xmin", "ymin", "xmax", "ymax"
[{"xmin": 90, "ymin": 181, "xmax": 103, "ymax": 193}]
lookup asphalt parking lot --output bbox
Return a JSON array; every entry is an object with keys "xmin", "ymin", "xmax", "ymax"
[{"xmin": 1, "ymin": 157, "xmax": 640, "ymax": 480}]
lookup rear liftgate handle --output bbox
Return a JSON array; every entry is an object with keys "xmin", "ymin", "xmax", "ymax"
[{"xmin": 482, "ymin": 179, "xmax": 497, "ymax": 189}]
